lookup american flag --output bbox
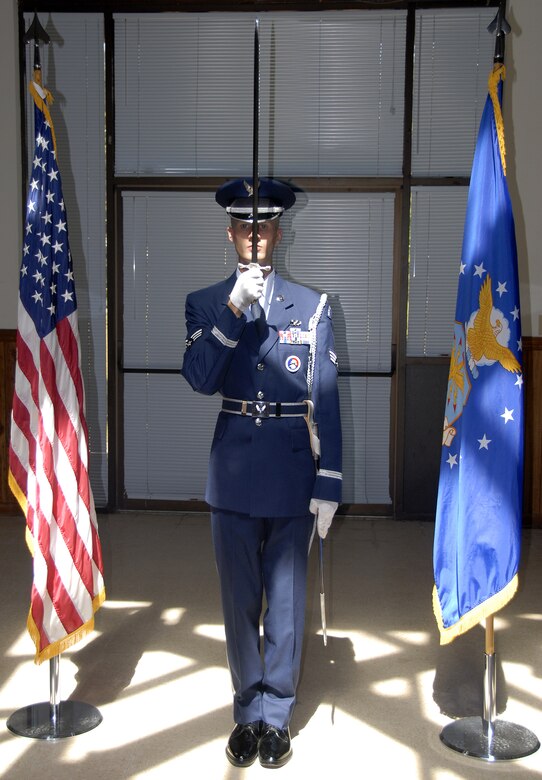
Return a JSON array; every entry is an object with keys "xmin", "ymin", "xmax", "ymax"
[{"xmin": 8, "ymin": 76, "xmax": 105, "ymax": 664}]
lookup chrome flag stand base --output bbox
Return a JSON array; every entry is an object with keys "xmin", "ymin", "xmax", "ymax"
[
  {"xmin": 440, "ymin": 618, "xmax": 539, "ymax": 762},
  {"xmin": 440, "ymin": 714, "xmax": 540, "ymax": 762},
  {"xmin": 7, "ymin": 656, "xmax": 102, "ymax": 740}
]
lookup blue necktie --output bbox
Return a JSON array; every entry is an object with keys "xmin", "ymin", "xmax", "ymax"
[{"xmin": 251, "ymin": 300, "xmax": 266, "ymax": 338}]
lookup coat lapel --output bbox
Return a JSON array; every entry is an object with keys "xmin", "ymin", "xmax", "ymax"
[{"xmin": 258, "ymin": 274, "xmax": 294, "ymax": 360}]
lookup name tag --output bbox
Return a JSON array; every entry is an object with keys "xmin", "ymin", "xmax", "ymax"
[{"xmin": 279, "ymin": 328, "xmax": 311, "ymax": 345}]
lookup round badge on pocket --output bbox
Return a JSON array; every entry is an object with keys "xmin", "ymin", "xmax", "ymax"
[{"xmin": 285, "ymin": 355, "xmax": 301, "ymax": 373}]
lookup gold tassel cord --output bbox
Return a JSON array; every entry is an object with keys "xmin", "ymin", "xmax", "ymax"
[
  {"xmin": 28, "ymin": 69, "xmax": 57, "ymax": 157},
  {"xmin": 488, "ymin": 63, "xmax": 507, "ymax": 177}
]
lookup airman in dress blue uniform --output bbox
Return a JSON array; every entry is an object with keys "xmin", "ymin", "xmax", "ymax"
[{"xmin": 181, "ymin": 178, "xmax": 342, "ymax": 769}]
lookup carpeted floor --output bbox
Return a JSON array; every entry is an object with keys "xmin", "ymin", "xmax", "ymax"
[{"xmin": 0, "ymin": 512, "xmax": 541, "ymax": 779}]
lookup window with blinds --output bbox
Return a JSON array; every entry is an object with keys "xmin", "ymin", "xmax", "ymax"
[
  {"xmin": 408, "ymin": 6, "xmax": 496, "ymax": 358},
  {"xmin": 412, "ymin": 8, "xmax": 496, "ymax": 177},
  {"xmin": 118, "ymin": 5, "xmax": 497, "ymax": 507},
  {"xmin": 114, "ymin": 11, "xmax": 406, "ymax": 177},
  {"xmin": 20, "ymin": 4, "xmax": 502, "ymax": 511},
  {"xmin": 407, "ymin": 186, "xmax": 469, "ymax": 357}
]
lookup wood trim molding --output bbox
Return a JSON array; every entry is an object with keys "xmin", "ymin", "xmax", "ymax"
[
  {"xmin": 0, "ymin": 330, "xmax": 20, "ymax": 514},
  {"xmin": 524, "ymin": 337, "xmax": 542, "ymax": 526}
]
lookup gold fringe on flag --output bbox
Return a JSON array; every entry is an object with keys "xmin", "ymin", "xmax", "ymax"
[
  {"xmin": 27, "ymin": 586, "xmax": 106, "ymax": 666},
  {"xmin": 432, "ymin": 574, "xmax": 518, "ymax": 645},
  {"xmin": 8, "ymin": 470, "xmax": 37, "ymax": 556},
  {"xmin": 10, "ymin": 471, "xmax": 107, "ymax": 664}
]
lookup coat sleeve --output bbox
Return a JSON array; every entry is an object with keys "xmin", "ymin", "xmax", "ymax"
[
  {"xmin": 181, "ymin": 290, "xmax": 247, "ymax": 396},
  {"xmin": 311, "ymin": 303, "xmax": 342, "ymax": 504}
]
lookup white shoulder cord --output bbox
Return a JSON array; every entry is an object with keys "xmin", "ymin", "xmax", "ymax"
[
  {"xmin": 307, "ymin": 293, "xmax": 328, "ymax": 395},
  {"xmin": 306, "ymin": 294, "xmax": 329, "ymax": 569}
]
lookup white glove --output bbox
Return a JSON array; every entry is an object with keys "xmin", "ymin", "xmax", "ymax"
[
  {"xmin": 229, "ymin": 266, "xmax": 264, "ymax": 312},
  {"xmin": 310, "ymin": 498, "xmax": 338, "ymax": 539}
]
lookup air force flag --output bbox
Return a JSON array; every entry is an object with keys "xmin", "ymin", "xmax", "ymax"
[{"xmin": 433, "ymin": 64, "xmax": 523, "ymax": 644}]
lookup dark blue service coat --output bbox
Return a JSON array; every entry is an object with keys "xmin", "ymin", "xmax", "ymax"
[{"xmin": 181, "ymin": 271, "xmax": 342, "ymax": 516}]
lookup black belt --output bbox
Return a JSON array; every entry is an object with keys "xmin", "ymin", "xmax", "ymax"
[{"xmin": 222, "ymin": 398, "xmax": 308, "ymax": 418}]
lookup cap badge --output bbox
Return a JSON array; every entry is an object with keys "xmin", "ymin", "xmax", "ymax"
[{"xmin": 243, "ymin": 179, "xmax": 254, "ymax": 196}]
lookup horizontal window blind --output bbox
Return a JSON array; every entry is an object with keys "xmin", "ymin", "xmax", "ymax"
[
  {"xmin": 25, "ymin": 13, "xmax": 107, "ymax": 506},
  {"xmin": 412, "ymin": 7, "xmax": 496, "ymax": 176},
  {"xmin": 124, "ymin": 374, "xmax": 221, "ymax": 501},
  {"xmin": 114, "ymin": 10, "xmax": 405, "ymax": 177},
  {"xmin": 339, "ymin": 376, "xmax": 391, "ymax": 505},
  {"xmin": 407, "ymin": 186, "xmax": 469, "ymax": 357},
  {"xmin": 122, "ymin": 191, "xmax": 233, "ymax": 371}
]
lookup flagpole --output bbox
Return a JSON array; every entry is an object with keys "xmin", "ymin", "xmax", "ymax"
[
  {"xmin": 440, "ymin": 612, "xmax": 539, "ymax": 761},
  {"xmin": 50, "ymin": 655, "xmax": 60, "ymax": 732},
  {"xmin": 482, "ymin": 616, "xmax": 496, "ymax": 743},
  {"xmin": 23, "ymin": 11, "xmax": 49, "ymax": 71},
  {"xmin": 437, "ymin": 4, "xmax": 539, "ymax": 761},
  {"xmin": 441, "ymin": 572, "xmax": 539, "ymax": 761}
]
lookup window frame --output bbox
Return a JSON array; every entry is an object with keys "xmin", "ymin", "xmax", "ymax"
[{"xmin": 18, "ymin": 0, "xmax": 502, "ymax": 516}]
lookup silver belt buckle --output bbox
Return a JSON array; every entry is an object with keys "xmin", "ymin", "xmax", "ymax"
[{"xmin": 252, "ymin": 401, "xmax": 270, "ymax": 418}]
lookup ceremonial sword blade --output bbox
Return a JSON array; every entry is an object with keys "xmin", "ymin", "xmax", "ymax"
[
  {"xmin": 252, "ymin": 19, "xmax": 260, "ymax": 264},
  {"xmin": 319, "ymin": 536, "xmax": 327, "ymax": 646}
]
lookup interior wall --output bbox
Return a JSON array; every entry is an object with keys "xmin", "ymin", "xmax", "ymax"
[
  {"xmin": 0, "ymin": 0, "xmax": 21, "ymax": 330},
  {"xmin": 504, "ymin": 0, "xmax": 542, "ymax": 338}
]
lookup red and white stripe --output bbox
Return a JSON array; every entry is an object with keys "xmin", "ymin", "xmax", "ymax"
[{"xmin": 9, "ymin": 302, "xmax": 105, "ymax": 663}]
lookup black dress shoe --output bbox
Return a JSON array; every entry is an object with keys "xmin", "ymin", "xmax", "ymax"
[
  {"xmin": 258, "ymin": 723, "xmax": 292, "ymax": 768},
  {"xmin": 226, "ymin": 721, "xmax": 262, "ymax": 767}
]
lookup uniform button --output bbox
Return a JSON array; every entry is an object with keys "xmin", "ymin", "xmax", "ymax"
[
  {"xmin": 257, "ymin": 390, "xmax": 264, "ymax": 400},
  {"xmin": 255, "ymin": 417, "xmax": 262, "ymax": 427},
  {"xmin": 257, "ymin": 362, "xmax": 264, "ymax": 371}
]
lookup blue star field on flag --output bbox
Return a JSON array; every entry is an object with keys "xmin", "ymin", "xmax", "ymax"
[{"xmin": 21, "ymin": 94, "xmax": 76, "ymax": 339}]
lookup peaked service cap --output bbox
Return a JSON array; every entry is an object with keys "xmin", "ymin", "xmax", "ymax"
[{"xmin": 216, "ymin": 177, "xmax": 296, "ymax": 221}]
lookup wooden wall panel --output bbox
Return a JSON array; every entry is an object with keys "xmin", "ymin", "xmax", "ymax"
[
  {"xmin": 524, "ymin": 337, "xmax": 542, "ymax": 527},
  {"xmin": 0, "ymin": 330, "xmax": 20, "ymax": 514}
]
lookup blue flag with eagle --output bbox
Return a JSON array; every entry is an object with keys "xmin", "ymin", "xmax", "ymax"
[{"xmin": 433, "ymin": 64, "xmax": 523, "ymax": 644}]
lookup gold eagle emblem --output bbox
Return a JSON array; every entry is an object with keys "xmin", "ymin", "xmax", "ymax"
[{"xmin": 466, "ymin": 275, "xmax": 521, "ymax": 374}]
